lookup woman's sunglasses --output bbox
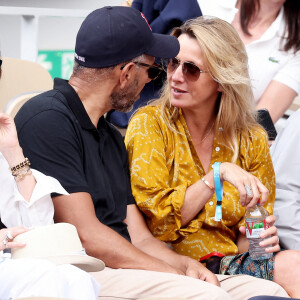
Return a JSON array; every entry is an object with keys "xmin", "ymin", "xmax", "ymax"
[
  {"xmin": 164, "ymin": 57, "xmax": 208, "ymax": 81},
  {"xmin": 121, "ymin": 61, "xmax": 163, "ymax": 80}
]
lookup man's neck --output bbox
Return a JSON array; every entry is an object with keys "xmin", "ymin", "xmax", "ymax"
[{"xmin": 69, "ymin": 76, "xmax": 113, "ymax": 127}]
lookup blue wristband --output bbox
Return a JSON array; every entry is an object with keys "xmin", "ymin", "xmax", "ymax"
[{"xmin": 213, "ymin": 162, "xmax": 223, "ymax": 221}]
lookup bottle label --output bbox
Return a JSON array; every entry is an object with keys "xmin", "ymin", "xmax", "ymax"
[{"xmin": 245, "ymin": 219, "xmax": 269, "ymax": 238}]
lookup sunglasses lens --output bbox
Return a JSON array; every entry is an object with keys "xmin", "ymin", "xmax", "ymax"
[
  {"xmin": 167, "ymin": 58, "xmax": 201, "ymax": 81},
  {"xmin": 168, "ymin": 58, "xmax": 180, "ymax": 72},
  {"xmin": 182, "ymin": 62, "xmax": 200, "ymax": 81},
  {"xmin": 148, "ymin": 67, "xmax": 162, "ymax": 80}
]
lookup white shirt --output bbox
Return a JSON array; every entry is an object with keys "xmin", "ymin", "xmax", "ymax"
[
  {"xmin": 198, "ymin": 0, "xmax": 300, "ymax": 102},
  {"xmin": 270, "ymin": 109, "xmax": 300, "ymax": 250},
  {"xmin": 0, "ymin": 152, "xmax": 68, "ymax": 228},
  {"xmin": 0, "ymin": 154, "xmax": 100, "ymax": 299}
]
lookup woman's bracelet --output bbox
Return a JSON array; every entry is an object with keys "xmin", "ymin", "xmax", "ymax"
[
  {"xmin": 13, "ymin": 167, "xmax": 32, "ymax": 182},
  {"xmin": 201, "ymin": 177, "xmax": 214, "ymax": 190},
  {"xmin": 10, "ymin": 157, "xmax": 31, "ymax": 175}
]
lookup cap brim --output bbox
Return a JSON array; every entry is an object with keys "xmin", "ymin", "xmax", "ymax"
[
  {"xmin": 42, "ymin": 254, "xmax": 105, "ymax": 272},
  {"xmin": 146, "ymin": 33, "xmax": 179, "ymax": 59}
]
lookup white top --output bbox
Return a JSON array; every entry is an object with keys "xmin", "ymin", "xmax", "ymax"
[
  {"xmin": 270, "ymin": 109, "xmax": 300, "ymax": 250},
  {"xmin": 0, "ymin": 154, "xmax": 99, "ymax": 299},
  {"xmin": 0, "ymin": 152, "xmax": 68, "ymax": 228},
  {"xmin": 198, "ymin": 0, "xmax": 300, "ymax": 102}
]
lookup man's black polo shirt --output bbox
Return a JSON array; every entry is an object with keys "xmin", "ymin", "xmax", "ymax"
[{"xmin": 15, "ymin": 78, "xmax": 135, "ymax": 241}]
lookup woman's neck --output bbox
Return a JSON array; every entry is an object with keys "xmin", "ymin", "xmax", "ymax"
[
  {"xmin": 249, "ymin": 1, "xmax": 282, "ymax": 29},
  {"xmin": 233, "ymin": 0, "xmax": 283, "ymax": 44},
  {"xmin": 182, "ymin": 108, "xmax": 216, "ymax": 173},
  {"xmin": 182, "ymin": 108, "xmax": 216, "ymax": 142}
]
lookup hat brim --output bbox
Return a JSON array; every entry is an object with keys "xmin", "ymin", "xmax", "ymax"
[
  {"xmin": 42, "ymin": 254, "xmax": 105, "ymax": 272},
  {"xmin": 146, "ymin": 33, "xmax": 180, "ymax": 59}
]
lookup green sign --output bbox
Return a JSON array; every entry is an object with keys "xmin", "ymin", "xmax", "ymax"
[{"xmin": 37, "ymin": 50, "xmax": 74, "ymax": 79}]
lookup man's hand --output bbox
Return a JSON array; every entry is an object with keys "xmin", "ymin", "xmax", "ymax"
[{"xmin": 183, "ymin": 257, "xmax": 220, "ymax": 286}]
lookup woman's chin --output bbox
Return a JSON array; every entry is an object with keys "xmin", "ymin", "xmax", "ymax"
[{"xmin": 171, "ymin": 98, "xmax": 185, "ymax": 109}]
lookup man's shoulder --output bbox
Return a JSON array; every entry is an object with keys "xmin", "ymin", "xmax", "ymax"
[
  {"xmin": 15, "ymin": 88, "xmax": 72, "ymax": 129},
  {"xmin": 104, "ymin": 118, "xmax": 127, "ymax": 148}
]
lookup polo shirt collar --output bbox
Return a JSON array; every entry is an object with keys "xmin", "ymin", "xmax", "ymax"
[
  {"xmin": 53, "ymin": 78, "xmax": 97, "ymax": 130},
  {"xmin": 248, "ymin": 7, "xmax": 284, "ymax": 46}
]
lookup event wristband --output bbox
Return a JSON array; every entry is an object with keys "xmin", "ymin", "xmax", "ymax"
[{"xmin": 213, "ymin": 162, "xmax": 223, "ymax": 222}]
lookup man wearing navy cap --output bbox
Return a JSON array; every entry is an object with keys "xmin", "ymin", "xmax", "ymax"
[{"xmin": 15, "ymin": 6, "xmax": 286, "ymax": 299}]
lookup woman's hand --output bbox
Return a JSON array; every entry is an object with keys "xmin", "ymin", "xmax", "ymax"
[
  {"xmin": 0, "ymin": 227, "xmax": 29, "ymax": 251},
  {"xmin": 0, "ymin": 112, "xmax": 20, "ymax": 153},
  {"xmin": 259, "ymin": 215, "xmax": 280, "ymax": 253},
  {"xmin": 219, "ymin": 162, "xmax": 269, "ymax": 208},
  {"xmin": 239, "ymin": 215, "xmax": 280, "ymax": 254}
]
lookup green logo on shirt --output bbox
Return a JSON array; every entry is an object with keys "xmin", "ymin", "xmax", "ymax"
[{"xmin": 269, "ymin": 57, "xmax": 279, "ymax": 63}]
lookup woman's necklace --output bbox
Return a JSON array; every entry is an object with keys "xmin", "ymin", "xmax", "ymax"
[
  {"xmin": 200, "ymin": 122, "xmax": 215, "ymax": 143},
  {"xmin": 193, "ymin": 122, "xmax": 215, "ymax": 146}
]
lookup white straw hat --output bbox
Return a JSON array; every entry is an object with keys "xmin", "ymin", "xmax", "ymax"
[{"xmin": 11, "ymin": 223, "xmax": 105, "ymax": 272}]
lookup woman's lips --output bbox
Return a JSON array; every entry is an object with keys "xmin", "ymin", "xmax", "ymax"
[{"xmin": 172, "ymin": 87, "xmax": 187, "ymax": 96}]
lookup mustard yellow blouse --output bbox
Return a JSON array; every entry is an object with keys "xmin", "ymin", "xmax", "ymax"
[{"xmin": 125, "ymin": 105, "xmax": 275, "ymax": 261}]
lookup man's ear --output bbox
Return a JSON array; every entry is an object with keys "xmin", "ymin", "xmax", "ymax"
[{"xmin": 119, "ymin": 62, "xmax": 135, "ymax": 89}]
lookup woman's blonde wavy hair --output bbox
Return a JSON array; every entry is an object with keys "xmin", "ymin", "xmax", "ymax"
[{"xmin": 154, "ymin": 16, "xmax": 259, "ymax": 162}]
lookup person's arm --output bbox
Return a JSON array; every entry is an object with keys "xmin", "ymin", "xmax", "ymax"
[
  {"xmin": 181, "ymin": 162, "xmax": 268, "ymax": 226},
  {"xmin": 270, "ymin": 110, "xmax": 300, "ymax": 249},
  {"xmin": 125, "ymin": 108, "xmax": 267, "ymax": 239},
  {"xmin": 53, "ymin": 192, "xmax": 181, "ymax": 273},
  {"xmin": 235, "ymin": 128, "xmax": 276, "ymax": 252},
  {"xmin": 256, "ymin": 81, "xmax": 297, "ymax": 123},
  {"xmin": 0, "ymin": 112, "xmax": 68, "ymax": 228},
  {"xmin": 125, "ymin": 204, "xmax": 219, "ymax": 285},
  {"xmin": 0, "ymin": 112, "xmax": 36, "ymax": 201},
  {"xmin": 256, "ymin": 51, "xmax": 300, "ymax": 123}
]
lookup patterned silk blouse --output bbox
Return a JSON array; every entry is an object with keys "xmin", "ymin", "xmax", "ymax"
[{"xmin": 125, "ymin": 105, "xmax": 275, "ymax": 261}]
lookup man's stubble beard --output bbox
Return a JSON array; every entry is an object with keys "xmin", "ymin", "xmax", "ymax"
[{"xmin": 110, "ymin": 78, "xmax": 140, "ymax": 113}]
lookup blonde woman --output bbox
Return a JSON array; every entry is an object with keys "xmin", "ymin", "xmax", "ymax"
[{"xmin": 125, "ymin": 17, "xmax": 300, "ymax": 297}]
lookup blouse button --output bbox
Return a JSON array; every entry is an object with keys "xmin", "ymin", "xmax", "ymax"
[
  {"xmin": 215, "ymin": 147, "xmax": 220, "ymax": 152},
  {"xmin": 209, "ymin": 201, "xmax": 214, "ymax": 206}
]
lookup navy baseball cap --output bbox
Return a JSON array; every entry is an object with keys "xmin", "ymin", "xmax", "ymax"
[{"xmin": 75, "ymin": 6, "xmax": 180, "ymax": 68}]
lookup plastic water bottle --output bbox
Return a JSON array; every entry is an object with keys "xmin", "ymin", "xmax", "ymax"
[{"xmin": 245, "ymin": 205, "xmax": 273, "ymax": 260}]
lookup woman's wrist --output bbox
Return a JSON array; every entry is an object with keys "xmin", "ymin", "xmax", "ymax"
[
  {"xmin": 1, "ymin": 145, "xmax": 26, "ymax": 168},
  {"xmin": 218, "ymin": 162, "xmax": 228, "ymax": 181},
  {"xmin": 201, "ymin": 171, "xmax": 215, "ymax": 191}
]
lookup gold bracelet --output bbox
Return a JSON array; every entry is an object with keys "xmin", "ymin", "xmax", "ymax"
[
  {"xmin": 12, "ymin": 165, "xmax": 30, "ymax": 176},
  {"xmin": 14, "ymin": 167, "xmax": 32, "ymax": 182},
  {"xmin": 127, "ymin": 0, "xmax": 132, "ymax": 6},
  {"xmin": 10, "ymin": 157, "xmax": 31, "ymax": 173},
  {"xmin": 201, "ymin": 177, "xmax": 214, "ymax": 190}
]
